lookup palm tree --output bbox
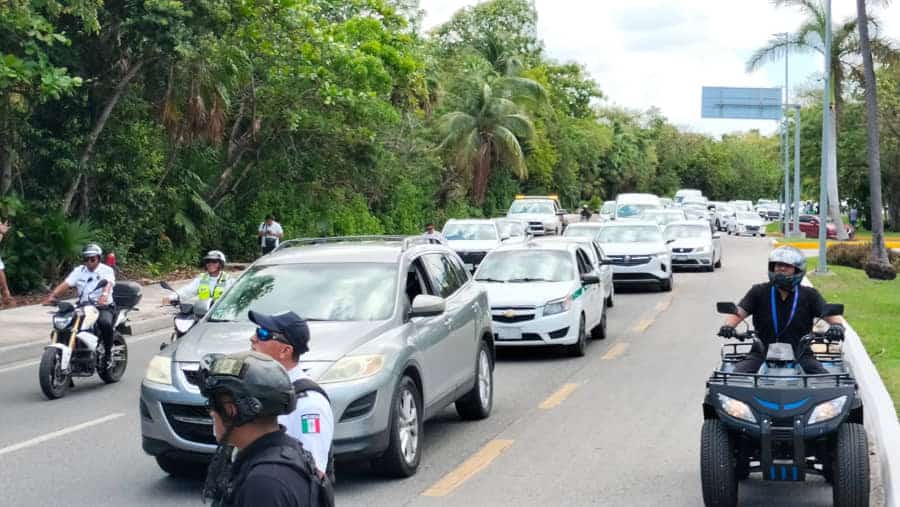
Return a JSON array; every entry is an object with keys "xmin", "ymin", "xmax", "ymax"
[
  {"xmin": 856, "ymin": 0, "xmax": 894, "ymax": 279},
  {"xmin": 746, "ymin": 0, "xmax": 874, "ymax": 240},
  {"xmin": 436, "ymin": 76, "xmax": 545, "ymax": 204}
]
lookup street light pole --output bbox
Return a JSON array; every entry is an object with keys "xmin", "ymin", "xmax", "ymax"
[
  {"xmin": 783, "ymin": 34, "xmax": 791, "ymax": 233},
  {"xmin": 817, "ymin": 0, "xmax": 831, "ymax": 273},
  {"xmin": 794, "ymin": 104, "xmax": 801, "ymax": 235}
]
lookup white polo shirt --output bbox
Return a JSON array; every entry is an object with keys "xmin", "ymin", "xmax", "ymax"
[
  {"xmin": 280, "ymin": 365, "xmax": 334, "ymax": 474},
  {"xmin": 64, "ymin": 263, "xmax": 115, "ymax": 304},
  {"xmin": 259, "ymin": 221, "xmax": 283, "ymax": 247}
]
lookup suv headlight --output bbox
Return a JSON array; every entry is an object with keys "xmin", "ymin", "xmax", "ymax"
[
  {"xmin": 319, "ymin": 354, "xmax": 385, "ymax": 384},
  {"xmin": 717, "ymin": 393, "xmax": 757, "ymax": 423},
  {"xmin": 53, "ymin": 315, "xmax": 73, "ymax": 330},
  {"xmin": 808, "ymin": 395, "xmax": 848, "ymax": 425},
  {"xmin": 145, "ymin": 355, "xmax": 173, "ymax": 385},
  {"xmin": 543, "ymin": 295, "xmax": 572, "ymax": 316}
]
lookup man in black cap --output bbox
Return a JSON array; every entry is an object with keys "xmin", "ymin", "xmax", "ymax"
[
  {"xmin": 249, "ymin": 310, "xmax": 335, "ymax": 480},
  {"xmin": 198, "ymin": 351, "xmax": 318, "ymax": 506}
]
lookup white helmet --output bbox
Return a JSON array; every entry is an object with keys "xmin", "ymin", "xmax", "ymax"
[
  {"xmin": 82, "ymin": 243, "xmax": 103, "ymax": 259},
  {"xmin": 203, "ymin": 250, "xmax": 227, "ymax": 267}
]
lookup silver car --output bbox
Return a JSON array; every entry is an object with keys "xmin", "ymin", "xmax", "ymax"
[{"xmin": 141, "ymin": 236, "xmax": 494, "ymax": 478}]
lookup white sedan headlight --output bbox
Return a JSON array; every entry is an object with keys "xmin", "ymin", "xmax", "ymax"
[
  {"xmin": 717, "ymin": 393, "xmax": 757, "ymax": 423},
  {"xmin": 694, "ymin": 245, "xmax": 708, "ymax": 253},
  {"xmin": 145, "ymin": 355, "xmax": 173, "ymax": 385},
  {"xmin": 544, "ymin": 295, "xmax": 573, "ymax": 316},
  {"xmin": 808, "ymin": 395, "xmax": 848, "ymax": 425},
  {"xmin": 319, "ymin": 354, "xmax": 385, "ymax": 384}
]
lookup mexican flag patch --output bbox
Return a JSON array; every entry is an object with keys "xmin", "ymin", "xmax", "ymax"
[{"xmin": 301, "ymin": 414, "xmax": 321, "ymax": 434}]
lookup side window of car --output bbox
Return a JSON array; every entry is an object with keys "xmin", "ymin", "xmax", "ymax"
[
  {"xmin": 575, "ymin": 250, "xmax": 593, "ymax": 275},
  {"xmin": 422, "ymin": 254, "xmax": 461, "ymax": 298},
  {"xmin": 404, "ymin": 259, "xmax": 432, "ymax": 308},
  {"xmin": 445, "ymin": 254, "xmax": 470, "ymax": 285}
]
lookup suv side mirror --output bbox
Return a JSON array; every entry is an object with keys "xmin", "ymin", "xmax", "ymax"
[
  {"xmin": 716, "ymin": 302, "xmax": 738, "ymax": 315},
  {"xmin": 581, "ymin": 274, "xmax": 600, "ymax": 285},
  {"xmin": 410, "ymin": 295, "xmax": 445, "ymax": 318},
  {"xmin": 193, "ymin": 299, "xmax": 212, "ymax": 318},
  {"xmin": 500, "ymin": 234, "xmax": 511, "ymax": 241}
]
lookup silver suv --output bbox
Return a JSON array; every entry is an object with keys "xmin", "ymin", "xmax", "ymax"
[{"xmin": 140, "ymin": 236, "xmax": 495, "ymax": 478}]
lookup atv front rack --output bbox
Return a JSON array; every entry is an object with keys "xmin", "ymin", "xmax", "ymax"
[{"xmin": 707, "ymin": 369, "xmax": 856, "ymax": 388}]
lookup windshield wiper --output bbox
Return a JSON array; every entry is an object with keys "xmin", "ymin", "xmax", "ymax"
[
  {"xmin": 475, "ymin": 277, "xmax": 506, "ymax": 283},
  {"xmin": 508, "ymin": 277, "xmax": 552, "ymax": 283}
]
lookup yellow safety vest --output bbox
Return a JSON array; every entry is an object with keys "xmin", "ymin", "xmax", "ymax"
[{"xmin": 197, "ymin": 272, "xmax": 228, "ymax": 301}]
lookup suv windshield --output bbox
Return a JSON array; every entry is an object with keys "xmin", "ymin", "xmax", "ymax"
[
  {"xmin": 476, "ymin": 250, "xmax": 574, "ymax": 282},
  {"xmin": 208, "ymin": 263, "xmax": 397, "ymax": 322},
  {"xmin": 616, "ymin": 203, "xmax": 657, "ymax": 218},
  {"xmin": 509, "ymin": 200, "xmax": 555, "ymax": 214},
  {"xmin": 598, "ymin": 226, "xmax": 663, "ymax": 243},
  {"xmin": 563, "ymin": 226, "xmax": 600, "ymax": 238},
  {"xmin": 665, "ymin": 225, "xmax": 710, "ymax": 239},
  {"xmin": 737, "ymin": 212, "xmax": 760, "ymax": 221},
  {"xmin": 443, "ymin": 223, "xmax": 498, "ymax": 241}
]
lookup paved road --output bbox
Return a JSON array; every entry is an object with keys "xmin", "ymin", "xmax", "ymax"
[{"xmin": 0, "ymin": 236, "xmax": 860, "ymax": 506}]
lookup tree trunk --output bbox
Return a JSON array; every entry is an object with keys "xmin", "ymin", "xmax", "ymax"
[
  {"xmin": 825, "ymin": 116, "xmax": 849, "ymax": 240},
  {"xmin": 856, "ymin": 0, "xmax": 891, "ymax": 271},
  {"xmin": 62, "ymin": 59, "xmax": 147, "ymax": 214}
]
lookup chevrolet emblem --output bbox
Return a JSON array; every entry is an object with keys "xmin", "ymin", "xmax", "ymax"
[{"xmin": 503, "ymin": 310, "xmax": 515, "ymax": 318}]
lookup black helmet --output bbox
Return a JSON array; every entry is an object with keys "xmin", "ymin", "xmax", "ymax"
[
  {"xmin": 198, "ymin": 351, "xmax": 296, "ymax": 426},
  {"xmin": 82, "ymin": 243, "xmax": 103, "ymax": 259},
  {"xmin": 768, "ymin": 246, "xmax": 806, "ymax": 289},
  {"xmin": 203, "ymin": 250, "xmax": 227, "ymax": 267}
]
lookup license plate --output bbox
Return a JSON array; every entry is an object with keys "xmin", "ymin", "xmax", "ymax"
[
  {"xmin": 497, "ymin": 327, "xmax": 522, "ymax": 340},
  {"xmin": 674, "ymin": 255, "xmax": 687, "ymax": 261}
]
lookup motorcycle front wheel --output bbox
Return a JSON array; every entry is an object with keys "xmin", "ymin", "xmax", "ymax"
[
  {"xmin": 99, "ymin": 333, "xmax": 128, "ymax": 384},
  {"xmin": 39, "ymin": 348, "xmax": 71, "ymax": 399}
]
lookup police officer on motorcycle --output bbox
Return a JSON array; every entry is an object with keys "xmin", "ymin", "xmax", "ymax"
[
  {"xmin": 579, "ymin": 204, "xmax": 592, "ymax": 222},
  {"xmin": 43, "ymin": 243, "xmax": 116, "ymax": 367},
  {"xmin": 718, "ymin": 246, "xmax": 845, "ymax": 374},
  {"xmin": 200, "ymin": 351, "xmax": 321, "ymax": 507},
  {"xmin": 162, "ymin": 250, "xmax": 233, "ymax": 305}
]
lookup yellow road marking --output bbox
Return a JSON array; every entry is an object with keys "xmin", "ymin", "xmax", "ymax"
[
  {"xmin": 632, "ymin": 319, "xmax": 653, "ymax": 333},
  {"xmin": 422, "ymin": 439, "xmax": 514, "ymax": 497},
  {"xmin": 655, "ymin": 300, "xmax": 670, "ymax": 312},
  {"xmin": 602, "ymin": 342, "xmax": 629, "ymax": 360},
  {"xmin": 538, "ymin": 383, "xmax": 579, "ymax": 410}
]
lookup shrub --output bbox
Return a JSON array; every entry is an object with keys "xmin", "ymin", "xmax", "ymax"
[{"xmin": 826, "ymin": 242, "xmax": 900, "ymax": 272}]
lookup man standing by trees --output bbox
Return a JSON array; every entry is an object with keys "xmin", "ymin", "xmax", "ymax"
[
  {"xmin": 258, "ymin": 215, "xmax": 284, "ymax": 256},
  {"xmin": 0, "ymin": 220, "xmax": 13, "ymax": 307}
]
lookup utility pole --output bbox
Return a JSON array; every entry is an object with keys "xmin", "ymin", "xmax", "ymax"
[
  {"xmin": 794, "ymin": 104, "xmax": 801, "ymax": 235},
  {"xmin": 817, "ymin": 0, "xmax": 831, "ymax": 273},
  {"xmin": 776, "ymin": 32, "xmax": 792, "ymax": 235}
]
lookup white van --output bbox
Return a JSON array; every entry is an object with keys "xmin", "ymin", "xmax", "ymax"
[
  {"xmin": 674, "ymin": 189, "xmax": 703, "ymax": 204},
  {"xmin": 614, "ymin": 193, "xmax": 663, "ymax": 220}
]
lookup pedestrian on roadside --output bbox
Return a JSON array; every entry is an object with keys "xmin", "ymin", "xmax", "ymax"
[
  {"xmin": 198, "ymin": 351, "xmax": 324, "ymax": 507},
  {"xmin": 248, "ymin": 310, "xmax": 335, "ymax": 481},
  {"xmin": 849, "ymin": 207, "xmax": 858, "ymax": 228},
  {"xmin": 0, "ymin": 219, "xmax": 14, "ymax": 307},
  {"xmin": 258, "ymin": 214, "xmax": 284, "ymax": 256},
  {"xmin": 423, "ymin": 222, "xmax": 445, "ymax": 244}
]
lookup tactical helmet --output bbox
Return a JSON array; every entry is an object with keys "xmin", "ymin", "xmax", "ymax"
[
  {"xmin": 203, "ymin": 250, "xmax": 227, "ymax": 267},
  {"xmin": 82, "ymin": 243, "xmax": 103, "ymax": 260},
  {"xmin": 198, "ymin": 351, "xmax": 296, "ymax": 426},
  {"xmin": 767, "ymin": 245, "xmax": 806, "ymax": 289}
]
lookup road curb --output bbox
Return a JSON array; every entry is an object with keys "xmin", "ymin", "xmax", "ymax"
[{"xmin": 804, "ymin": 277, "xmax": 900, "ymax": 507}]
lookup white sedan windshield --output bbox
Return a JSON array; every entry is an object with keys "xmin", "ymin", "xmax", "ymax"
[
  {"xmin": 598, "ymin": 226, "xmax": 663, "ymax": 243},
  {"xmin": 443, "ymin": 224, "xmax": 498, "ymax": 241},
  {"xmin": 476, "ymin": 250, "xmax": 574, "ymax": 282},
  {"xmin": 665, "ymin": 225, "xmax": 710, "ymax": 240},
  {"xmin": 509, "ymin": 200, "xmax": 555, "ymax": 214}
]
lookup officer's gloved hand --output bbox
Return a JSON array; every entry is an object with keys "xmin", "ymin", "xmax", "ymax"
[
  {"xmin": 825, "ymin": 323, "xmax": 845, "ymax": 341},
  {"xmin": 718, "ymin": 325, "xmax": 737, "ymax": 339}
]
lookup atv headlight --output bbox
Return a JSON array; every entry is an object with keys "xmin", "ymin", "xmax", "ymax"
[
  {"xmin": 319, "ymin": 354, "xmax": 385, "ymax": 384},
  {"xmin": 808, "ymin": 395, "xmax": 848, "ymax": 425},
  {"xmin": 53, "ymin": 315, "xmax": 73, "ymax": 330},
  {"xmin": 145, "ymin": 355, "xmax": 173, "ymax": 385},
  {"xmin": 543, "ymin": 296, "xmax": 573, "ymax": 316},
  {"xmin": 717, "ymin": 393, "xmax": 757, "ymax": 423}
]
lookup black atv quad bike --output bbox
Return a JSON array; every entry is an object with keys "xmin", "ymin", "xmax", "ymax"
[{"xmin": 700, "ymin": 302, "xmax": 869, "ymax": 507}]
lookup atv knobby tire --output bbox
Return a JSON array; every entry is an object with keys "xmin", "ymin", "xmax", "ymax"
[
  {"xmin": 701, "ymin": 419, "xmax": 737, "ymax": 507},
  {"xmin": 832, "ymin": 423, "xmax": 869, "ymax": 507}
]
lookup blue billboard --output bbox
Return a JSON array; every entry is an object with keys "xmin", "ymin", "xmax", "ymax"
[{"xmin": 701, "ymin": 86, "xmax": 783, "ymax": 120}]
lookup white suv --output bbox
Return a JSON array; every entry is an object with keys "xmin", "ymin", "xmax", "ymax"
[{"xmin": 596, "ymin": 221, "xmax": 673, "ymax": 291}]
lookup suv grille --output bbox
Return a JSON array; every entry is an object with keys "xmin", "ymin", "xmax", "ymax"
[
  {"xmin": 162, "ymin": 403, "xmax": 215, "ymax": 445},
  {"xmin": 608, "ymin": 255, "xmax": 652, "ymax": 266}
]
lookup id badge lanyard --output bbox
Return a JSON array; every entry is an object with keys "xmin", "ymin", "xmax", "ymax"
[{"xmin": 771, "ymin": 286, "xmax": 799, "ymax": 339}]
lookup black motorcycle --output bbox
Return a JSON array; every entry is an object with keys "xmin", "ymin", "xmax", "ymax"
[{"xmin": 39, "ymin": 280, "xmax": 142, "ymax": 399}]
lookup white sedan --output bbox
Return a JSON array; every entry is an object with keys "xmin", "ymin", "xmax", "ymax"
[
  {"xmin": 664, "ymin": 220, "xmax": 723, "ymax": 272},
  {"xmin": 474, "ymin": 241, "xmax": 606, "ymax": 357},
  {"xmin": 727, "ymin": 211, "xmax": 767, "ymax": 237}
]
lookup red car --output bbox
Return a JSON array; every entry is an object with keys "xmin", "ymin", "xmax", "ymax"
[{"xmin": 797, "ymin": 215, "xmax": 855, "ymax": 239}]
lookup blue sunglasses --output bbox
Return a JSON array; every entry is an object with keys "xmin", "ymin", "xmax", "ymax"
[{"xmin": 255, "ymin": 327, "xmax": 288, "ymax": 343}]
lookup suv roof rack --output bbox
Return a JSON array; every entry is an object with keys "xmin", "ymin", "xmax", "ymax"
[{"xmin": 273, "ymin": 235, "xmax": 443, "ymax": 253}]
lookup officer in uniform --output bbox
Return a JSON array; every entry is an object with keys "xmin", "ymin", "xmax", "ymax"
[
  {"xmin": 249, "ymin": 310, "xmax": 335, "ymax": 480},
  {"xmin": 162, "ymin": 250, "xmax": 233, "ymax": 305},
  {"xmin": 43, "ymin": 243, "xmax": 117, "ymax": 366},
  {"xmin": 719, "ymin": 246, "xmax": 846, "ymax": 374},
  {"xmin": 199, "ymin": 351, "xmax": 320, "ymax": 507}
]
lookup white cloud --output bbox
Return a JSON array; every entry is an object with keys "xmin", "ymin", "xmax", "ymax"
[{"xmin": 420, "ymin": 0, "xmax": 900, "ymax": 137}]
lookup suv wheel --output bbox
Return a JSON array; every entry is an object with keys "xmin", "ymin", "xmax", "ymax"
[
  {"xmin": 455, "ymin": 341, "xmax": 493, "ymax": 420},
  {"xmin": 374, "ymin": 376, "xmax": 422, "ymax": 477}
]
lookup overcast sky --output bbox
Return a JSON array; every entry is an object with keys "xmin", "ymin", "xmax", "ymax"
[{"xmin": 420, "ymin": 0, "xmax": 900, "ymax": 137}]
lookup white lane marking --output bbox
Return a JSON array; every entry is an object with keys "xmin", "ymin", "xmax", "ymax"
[
  {"xmin": 0, "ymin": 339, "xmax": 50, "ymax": 353},
  {"xmin": 0, "ymin": 413, "xmax": 125, "ymax": 457},
  {"xmin": 0, "ymin": 330, "xmax": 168, "ymax": 374}
]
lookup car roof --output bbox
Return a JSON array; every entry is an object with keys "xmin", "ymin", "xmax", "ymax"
[
  {"xmin": 493, "ymin": 239, "xmax": 579, "ymax": 254},
  {"xmin": 253, "ymin": 237, "xmax": 447, "ymax": 265}
]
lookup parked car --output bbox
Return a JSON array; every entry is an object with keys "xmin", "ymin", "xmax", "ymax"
[
  {"xmin": 562, "ymin": 222, "xmax": 604, "ymax": 240},
  {"xmin": 443, "ymin": 218, "xmax": 525, "ymax": 271},
  {"xmin": 141, "ymin": 236, "xmax": 495, "ymax": 478},
  {"xmin": 757, "ymin": 203, "xmax": 782, "ymax": 221},
  {"xmin": 640, "ymin": 208, "xmax": 688, "ymax": 229},
  {"xmin": 474, "ymin": 241, "xmax": 606, "ymax": 356},
  {"xmin": 728, "ymin": 211, "xmax": 767, "ymax": 237},
  {"xmin": 537, "ymin": 235, "xmax": 615, "ymax": 308},
  {"xmin": 506, "ymin": 195, "xmax": 567, "ymax": 235},
  {"xmin": 664, "ymin": 221, "xmax": 722, "ymax": 272},
  {"xmin": 709, "ymin": 202, "xmax": 735, "ymax": 231},
  {"xmin": 595, "ymin": 220, "xmax": 673, "ymax": 291},
  {"xmin": 797, "ymin": 214, "xmax": 855, "ymax": 239}
]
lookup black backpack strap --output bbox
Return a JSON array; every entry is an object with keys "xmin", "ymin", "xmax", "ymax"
[{"xmin": 292, "ymin": 378, "xmax": 330, "ymax": 402}]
